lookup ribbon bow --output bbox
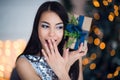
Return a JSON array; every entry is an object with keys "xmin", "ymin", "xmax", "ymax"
[{"xmin": 65, "ymin": 15, "xmax": 87, "ymax": 50}]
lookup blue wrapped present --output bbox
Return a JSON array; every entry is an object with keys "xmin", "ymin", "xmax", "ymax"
[{"xmin": 65, "ymin": 15, "xmax": 92, "ymax": 50}]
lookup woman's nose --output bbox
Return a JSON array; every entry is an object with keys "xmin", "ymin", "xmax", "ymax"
[{"xmin": 49, "ymin": 29, "xmax": 55, "ymax": 37}]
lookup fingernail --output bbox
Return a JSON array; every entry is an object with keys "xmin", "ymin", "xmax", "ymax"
[{"xmin": 67, "ymin": 48, "xmax": 69, "ymax": 51}]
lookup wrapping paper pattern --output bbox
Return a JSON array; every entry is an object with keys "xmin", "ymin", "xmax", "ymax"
[{"xmin": 65, "ymin": 15, "xmax": 92, "ymax": 50}]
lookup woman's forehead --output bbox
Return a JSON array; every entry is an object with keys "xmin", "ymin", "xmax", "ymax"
[{"xmin": 39, "ymin": 11, "xmax": 63, "ymax": 24}]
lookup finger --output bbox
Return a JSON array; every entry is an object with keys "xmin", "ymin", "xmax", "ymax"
[
  {"xmin": 41, "ymin": 49, "xmax": 49, "ymax": 61},
  {"xmin": 78, "ymin": 42, "xmax": 84, "ymax": 53},
  {"xmin": 82, "ymin": 40, "xmax": 87, "ymax": 50},
  {"xmin": 52, "ymin": 39, "xmax": 60, "ymax": 56},
  {"xmin": 63, "ymin": 48, "xmax": 69, "ymax": 59},
  {"xmin": 81, "ymin": 40, "xmax": 88, "ymax": 53},
  {"xmin": 48, "ymin": 39, "xmax": 55, "ymax": 55},
  {"xmin": 44, "ymin": 41, "xmax": 51, "ymax": 57}
]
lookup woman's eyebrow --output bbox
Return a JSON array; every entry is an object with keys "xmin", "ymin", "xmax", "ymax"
[
  {"xmin": 40, "ymin": 21, "xmax": 50, "ymax": 25},
  {"xmin": 40, "ymin": 21, "xmax": 63, "ymax": 25},
  {"xmin": 56, "ymin": 22, "xmax": 63, "ymax": 25}
]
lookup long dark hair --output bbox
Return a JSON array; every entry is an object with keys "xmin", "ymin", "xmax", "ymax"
[
  {"xmin": 21, "ymin": 1, "xmax": 68, "ymax": 56},
  {"xmin": 19, "ymin": 1, "xmax": 79, "ymax": 80}
]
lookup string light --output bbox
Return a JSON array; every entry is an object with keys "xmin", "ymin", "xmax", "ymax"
[
  {"xmin": 108, "ymin": 12, "xmax": 114, "ymax": 21},
  {"xmin": 107, "ymin": 73, "xmax": 113, "ymax": 79},
  {"xmin": 82, "ymin": 58, "xmax": 89, "ymax": 66},
  {"xmin": 99, "ymin": 42, "xmax": 106, "ymax": 49},
  {"xmin": 94, "ymin": 27, "xmax": 101, "ymax": 35},
  {"xmin": 92, "ymin": 0, "xmax": 100, "ymax": 7},
  {"xmin": 88, "ymin": 36, "xmax": 93, "ymax": 44},
  {"xmin": 107, "ymin": 0, "xmax": 112, "ymax": 3},
  {"xmin": 114, "ymin": 10, "xmax": 119, "ymax": 16},
  {"xmin": 114, "ymin": 5, "xmax": 119, "ymax": 10},
  {"xmin": 94, "ymin": 38, "xmax": 100, "ymax": 46},
  {"xmin": 116, "ymin": 66, "xmax": 120, "ymax": 71},
  {"xmin": 90, "ymin": 53, "xmax": 97, "ymax": 60},
  {"xmin": 114, "ymin": 70, "xmax": 119, "ymax": 77},
  {"xmin": 90, "ymin": 63, "xmax": 96, "ymax": 70},
  {"xmin": 110, "ymin": 49, "xmax": 116, "ymax": 56},
  {"xmin": 103, "ymin": 0, "xmax": 109, "ymax": 6},
  {"xmin": 93, "ymin": 12, "xmax": 100, "ymax": 20}
]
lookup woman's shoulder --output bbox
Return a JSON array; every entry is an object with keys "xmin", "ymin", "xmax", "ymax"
[
  {"xmin": 16, "ymin": 55, "xmax": 29, "ymax": 67},
  {"xmin": 16, "ymin": 55, "xmax": 34, "ymax": 74},
  {"xmin": 16, "ymin": 54, "xmax": 42, "ymax": 70},
  {"xmin": 16, "ymin": 54, "xmax": 41, "ymax": 80}
]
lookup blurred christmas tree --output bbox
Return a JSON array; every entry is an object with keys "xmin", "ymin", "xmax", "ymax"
[{"xmin": 62, "ymin": 0, "xmax": 120, "ymax": 80}]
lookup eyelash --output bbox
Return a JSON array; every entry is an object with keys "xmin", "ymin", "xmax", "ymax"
[
  {"xmin": 41, "ymin": 24, "xmax": 63, "ymax": 30},
  {"xmin": 56, "ymin": 26, "xmax": 63, "ymax": 29},
  {"xmin": 41, "ymin": 24, "xmax": 49, "ymax": 29}
]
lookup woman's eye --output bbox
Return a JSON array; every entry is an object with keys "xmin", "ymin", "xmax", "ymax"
[
  {"xmin": 41, "ymin": 25, "xmax": 49, "ymax": 29},
  {"xmin": 56, "ymin": 26, "xmax": 63, "ymax": 29}
]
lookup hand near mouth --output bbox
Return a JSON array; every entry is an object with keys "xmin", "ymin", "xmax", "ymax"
[
  {"xmin": 42, "ymin": 39, "xmax": 70, "ymax": 80},
  {"xmin": 42, "ymin": 39, "xmax": 88, "ymax": 80}
]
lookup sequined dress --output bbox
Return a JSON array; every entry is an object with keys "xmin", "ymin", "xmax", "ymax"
[{"xmin": 20, "ymin": 55, "xmax": 58, "ymax": 80}]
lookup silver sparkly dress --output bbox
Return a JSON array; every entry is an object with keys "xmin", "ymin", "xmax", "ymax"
[{"xmin": 20, "ymin": 55, "xmax": 58, "ymax": 80}]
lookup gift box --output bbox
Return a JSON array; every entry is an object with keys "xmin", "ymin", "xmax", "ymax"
[{"xmin": 65, "ymin": 15, "xmax": 92, "ymax": 50}]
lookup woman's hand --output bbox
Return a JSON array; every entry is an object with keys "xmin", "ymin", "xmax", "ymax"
[
  {"xmin": 42, "ymin": 39, "xmax": 70, "ymax": 80},
  {"xmin": 42, "ymin": 39, "xmax": 88, "ymax": 79},
  {"xmin": 63, "ymin": 40, "xmax": 88, "ymax": 72}
]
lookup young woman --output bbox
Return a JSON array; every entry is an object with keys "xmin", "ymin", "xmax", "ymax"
[{"xmin": 16, "ymin": 1, "xmax": 88, "ymax": 80}]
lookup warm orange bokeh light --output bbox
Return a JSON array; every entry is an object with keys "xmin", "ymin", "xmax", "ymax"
[
  {"xmin": 90, "ymin": 63, "xmax": 96, "ymax": 70},
  {"xmin": 99, "ymin": 42, "xmax": 106, "ymax": 49},
  {"xmin": 103, "ymin": 0, "xmax": 108, "ymax": 6},
  {"xmin": 107, "ymin": 0, "xmax": 112, "ymax": 3},
  {"xmin": 88, "ymin": 36, "xmax": 93, "ymax": 44},
  {"xmin": 94, "ymin": 12, "xmax": 100, "ymax": 20},
  {"xmin": 114, "ymin": 70, "xmax": 119, "ymax": 77},
  {"xmin": 82, "ymin": 58, "xmax": 89, "ymax": 66},
  {"xmin": 114, "ymin": 5, "xmax": 119, "ymax": 10},
  {"xmin": 93, "ymin": 0, "xmax": 100, "ymax": 7},
  {"xmin": 116, "ymin": 66, "xmax": 120, "ymax": 71},
  {"xmin": 94, "ymin": 27, "xmax": 101, "ymax": 35},
  {"xmin": 114, "ymin": 10, "xmax": 119, "ymax": 16},
  {"xmin": 108, "ymin": 12, "xmax": 114, "ymax": 21},
  {"xmin": 110, "ymin": 49, "xmax": 116, "ymax": 56},
  {"xmin": 90, "ymin": 53, "xmax": 97, "ymax": 60},
  {"xmin": 107, "ymin": 73, "xmax": 113, "ymax": 79},
  {"xmin": 0, "ymin": 39, "xmax": 26, "ymax": 79},
  {"xmin": 94, "ymin": 38, "xmax": 100, "ymax": 46}
]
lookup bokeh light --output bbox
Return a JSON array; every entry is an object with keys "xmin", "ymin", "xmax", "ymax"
[
  {"xmin": 93, "ymin": 12, "xmax": 100, "ymax": 20},
  {"xmin": 110, "ymin": 49, "xmax": 116, "ymax": 56},
  {"xmin": 90, "ymin": 63, "xmax": 96, "ymax": 70},
  {"xmin": 0, "ymin": 39, "xmax": 26, "ymax": 80},
  {"xmin": 99, "ymin": 42, "xmax": 106, "ymax": 49},
  {"xmin": 107, "ymin": 0, "xmax": 112, "ymax": 3},
  {"xmin": 93, "ymin": 0, "xmax": 100, "ymax": 7},
  {"xmin": 108, "ymin": 12, "xmax": 114, "ymax": 21},
  {"xmin": 94, "ymin": 38, "xmax": 100, "ymax": 46},
  {"xmin": 82, "ymin": 58, "xmax": 89, "ymax": 66},
  {"xmin": 90, "ymin": 53, "xmax": 97, "ymax": 60},
  {"xmin": 103, "ymin": 0, "xmax": 109, "ymax": 6},
  {"xmin": 107, "ymin": 73, "xmax": 113, "ymax": 79},
  {"xmin": 114, "ymin": 70, "xmax": 119, "ymax": 77},
  {"xmin": 88, "ymin": 36, "xmax": 93, "ymax": 44}
]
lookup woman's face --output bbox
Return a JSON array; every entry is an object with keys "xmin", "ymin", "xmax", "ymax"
[{"xmin": 38, "ymin": 11, "xmax": 64, "ymax": 50}]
